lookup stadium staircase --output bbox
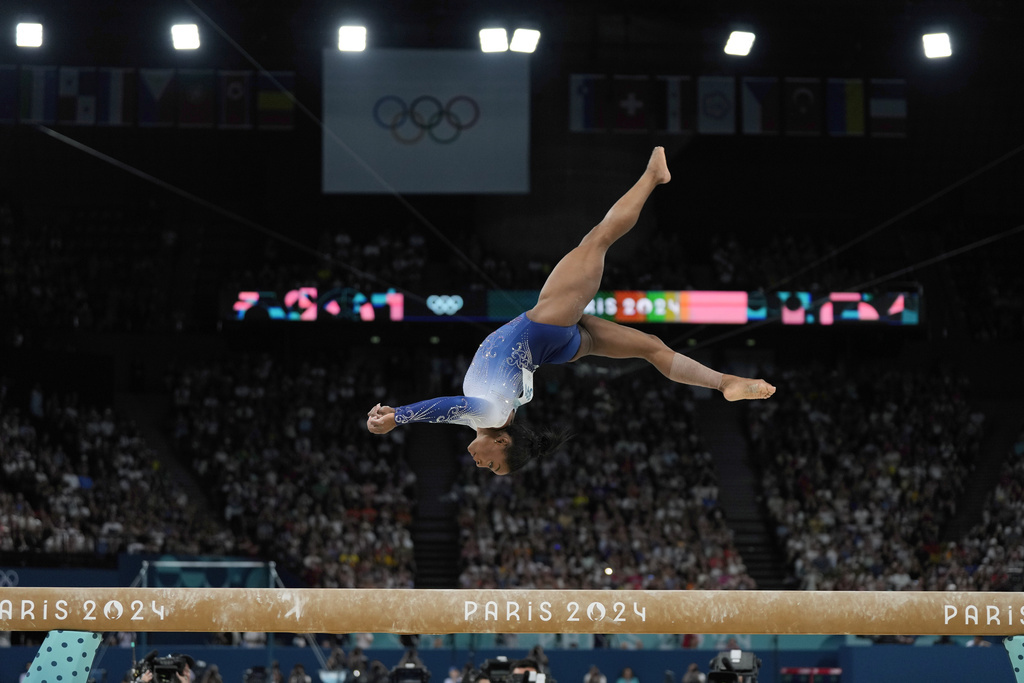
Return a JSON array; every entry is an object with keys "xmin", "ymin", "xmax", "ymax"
[
  {"xmin": 406, "ymin": 425, "xmax": 462, "ymax": 588},
  {"xmin": 943, "ymin": 398, "xmax": 1024, "ymax": 541},
  {"xmin": 112, "ymin": 392, "xmax": 220, "ymax": 521},
  {"xmin": 696, "ymin": 399, "xmax": 789, "ymax": 589}
]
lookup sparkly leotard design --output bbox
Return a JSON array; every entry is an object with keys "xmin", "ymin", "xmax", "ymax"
[{"xmin": 394, "ymin": 314, "xmax": 580, "ymax": 429}]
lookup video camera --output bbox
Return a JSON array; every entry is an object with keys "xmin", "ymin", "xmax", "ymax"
[
  {"xmin": 510, "ymin": 671, "xmax": 551, "ymax": 683},
  {"xmin": 474, "ymin": 658, "xmax": 554, "ymax": 683},
  {"xmin": 136, "ymin": 651, "xmax": 196, "ymax": 683},
  {"xmin": 389, "ymin": 663, "xmax": 430, "ymax": 683},
  {"xmin": 478, "ymin": 658, "xmax": 512, "ymax": 683},
  {"xmin": 707, "ymin": 650, "xmax": 761, "ymax": 683}
]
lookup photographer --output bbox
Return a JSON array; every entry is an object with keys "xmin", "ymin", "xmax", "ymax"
[
  {"xmin": 287, "ymin": 664, "xmax": 311, "ymax": 683},
  {"xmin": 135, "ymin": 653, "xmax": 197, "ymax": 683},
  {"xmin": 200, "ymin": 666, "xmax": 223, "ymax": 683}
]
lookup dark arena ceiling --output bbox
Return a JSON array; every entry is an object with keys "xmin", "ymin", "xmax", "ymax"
[{"xmin": 2, "ymin": 0, "xmax": 1022, "ymax": 77}]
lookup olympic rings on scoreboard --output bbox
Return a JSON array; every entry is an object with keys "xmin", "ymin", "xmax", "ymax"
[
  {"xmin": 373, "ymin": 95, "xmax": 480, "ymax": 144},
  {"xmin": 426, "ymin": 295, "xmax": 464, "ymax": 315}
]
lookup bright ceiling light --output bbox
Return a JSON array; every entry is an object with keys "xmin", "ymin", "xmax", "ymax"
[
  {"xmin": 509, "ymin": 28, "xmax": 540, "ymax": 53},
  {"xmin": 338, "ymin": 25, "xmax": 367, "ymax": 51},
  {"xmin": 724, "ymin": 30, "xmax": 755, "ymax": 56},
  {"xmin": 922, "ymin": 32, "xmax": 952, "ymax": 58},
  {"xmin": 171, "ymin": 24, "xmax": 200, "ymax": 50},
  {"xmin": 479, "ymin": 28, "xmax": 509, "ymax": 53},
  {"xmin": 16, "ymin": 23, "xmax": 43, "ymax": 48}
]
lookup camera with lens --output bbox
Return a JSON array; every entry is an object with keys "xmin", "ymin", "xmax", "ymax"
[
  {"xmin": 473, "ymin": 657, "xmax": 554, "ymax": 683},
  {"xmin": 389, "ymin": 663, "xmax": 430, "ymax": 683},
  {"xmin": 707, "ymin": 650, "xmax": 761, "ymax": 683},
  {"xmin": 136, "ymin": 651, "xmax": 196, "ymax": 683},
  {"xmin": 477, "ymin": 658, "xmax": 512, "ymax": 683},
  {"xmin": 510, "ymin": 672, "xmax": 552, "ymax": 683}
]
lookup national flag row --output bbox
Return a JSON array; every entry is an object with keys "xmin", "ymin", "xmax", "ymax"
[
  {"xmin": 0, "ymin": 65, "xmax": 296, "ymax": 129},
  {"xmin": 570, "ymin": 74, "xmax": 908, "ymax": 137}
]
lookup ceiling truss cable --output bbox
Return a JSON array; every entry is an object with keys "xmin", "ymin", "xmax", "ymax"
[
  {"xmin": 32, "ymin": 124, "xmax": 494, "ymax": 328},
  {"xmin": 772, "ymin": 139, "xmax": 1024, "ymax": 292},
  {"xmin": 608, "ymin": 221, "xmax": 1024, "ymax": 378},
  {"xmin": 657, "ymin": 137, "xmax": 1024, "ymax": 355},
  {"xmin": 183, "ymin": 0, "xmax": 519, "ymax": 309}
]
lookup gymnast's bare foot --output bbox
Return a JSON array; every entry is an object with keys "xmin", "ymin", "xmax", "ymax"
[
  {"xmin": 647, "ymin": 146, "xmax": 671, "ymax": 185},
  {"xmin": 720, "ymin": 375, "xmax": 776, "ymax": 401}
]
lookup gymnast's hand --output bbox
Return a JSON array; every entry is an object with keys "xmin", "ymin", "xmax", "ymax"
[{"xmin": 366, "ymin": 403, "xmax": 397, "ymax": 434}]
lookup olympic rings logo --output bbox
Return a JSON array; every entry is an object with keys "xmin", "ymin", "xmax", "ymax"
[
  {"xmin": 427, "ymin": 295, "xmax": 464, "ymax": 315},
  {"xmin": 0, "ymin": 569, "xmax": 19, "ymax": 587},
  {"xmin": 373, "ymin": 96, "xmax": 480, "ymax": 144}
]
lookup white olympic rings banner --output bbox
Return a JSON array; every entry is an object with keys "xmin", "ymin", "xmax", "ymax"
[{"xmin": 323, "ymin": 49, "xmax": 530, "ymax": 194}]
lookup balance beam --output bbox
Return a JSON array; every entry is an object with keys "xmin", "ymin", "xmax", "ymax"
[{"xmin": 2, "ymin": 588, "xmax": 1022, "ymax": 635}]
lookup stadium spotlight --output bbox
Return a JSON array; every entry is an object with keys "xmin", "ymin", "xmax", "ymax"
[
  {"xmin": 171, "ymin": 24, "xmax": 200, "ymax": 50},
  {"xmin": 922, "ymin": 32, "xmax": 952, "ymax": 58},
  {"xmin": 338, "ymin": 25, "xmax": 367, "ymax": 51},
  {"xmin": 479, "ymin": 28, "xmax": 509, "ymax": 52},
  {"xmin": 724, "ymin": 30, "xmax": 755, "ymax": 56},
  {"xmin": 16, "ymin": 22, "xmax": 43, "ymax": 48},
  {"xmin": 509, "ymin": 28, "xmax": 540, "ymax": 53}
]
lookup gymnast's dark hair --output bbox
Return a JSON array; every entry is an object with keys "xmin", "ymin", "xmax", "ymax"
[{"xmin": 504, "ymin": 422, "xmax": 573, "ymax": 474}]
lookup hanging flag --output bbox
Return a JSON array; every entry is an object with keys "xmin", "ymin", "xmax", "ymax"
[
  {"xmin": 741, "ymin": 76, "xmax": 780, "ymax": 135},
  {"xmin": 651, "ymin": 75, "xmax": 693, "ymax": 134},
  {"xmin": 177, "ymin": 69, "xmax": 215, "ymax": 128},
  {"xmin": 19, "ymin": 66, "xmax": 58, "ymax": 124},
  {"xmin": 219, "ymin": 70, "xmax": 253, "ymax": 129},
  {"xmin": 0, "ymin": 65, "xmax": 17, "ymax": 123},
  {"xmin": 96, "ymin": 68, "xmax": 136, "ymax": 126},
  {"xmin": 826, "ymin": 78, "xmax": 865, "ymax": 136},
  {"xmin": 323, "ymin": 49, "xmax": 530, "ymax": 194},
  {"xmin": 57, "ymin": 67, "xmax": 98, "ymax": 125},
  {"xmin": 612, "ymin": 75, "xmax": 650, "ymax": 132},
  {"xmin": 783, "ymin": 77, "xmax": 822, "ymax": 136},
  {"xmin": 697, "ymin": 76, "xmax": 735, "ymax": 135},
  {"xmin": 137, "ymin": 69, "xmax": 177, "ymax": 126},
  {"xmin": 257, "ymin": 71, "xmax": 295, "ymax": 130},
  {"xmin": 869, "ymin": 78, "xmax": 907, "ymax": 137},
  {"xmin": 569, "ymin": 73, "xmax": 609, "ymax": 132}
]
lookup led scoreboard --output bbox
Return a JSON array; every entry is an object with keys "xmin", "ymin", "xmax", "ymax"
[{"xmin": 227, "ymin": 287, "xmax": 920, "ymax": 326}]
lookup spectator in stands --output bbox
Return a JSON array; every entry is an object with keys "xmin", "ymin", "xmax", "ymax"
[
  {"xmin": 748, "ymin": 363, "xmax": 985, "ymax": 590},
  {"xmin": 527, "ymin": 646, "xmax": 550, "ymax": 673},
  {"xmin": 681, "ymin": 664, "xmax": 705, "ymax": 683},
  {"xmin": 453, "ymin": 364, "xmax": 756, "ymax": 591},
  {"xmin": 287, "ymin": 664, "xmax": 311, "ymax": 683},
  {"xmin": 583, "ymin": 666, "xmax": 607, "ymax": 683},
  {"xmin": 199, "ymin": 666, "xmax": 223, "ymax": 683},
  {"xmin": 616, "ymin": 668, "xmax": 639, "ymax": 683},
  {"xmin": 326, "ymin": 647, "xmax": 348, "ymax": 671},
  {"xmin": 0, "ymin": 380, "xmax": 227, "ymax": 557},
  {"xmin": 166, "ymin": 353, "xmax": 417, "ymax": 589},
  {"xmin": 349, "ymin": 647, "xmax": 370, "ymax": 673}
]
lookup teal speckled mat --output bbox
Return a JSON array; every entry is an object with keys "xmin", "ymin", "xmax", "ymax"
[{"xmin": 25, "ymin": 631, "xmax": 102, "ymax": 683}]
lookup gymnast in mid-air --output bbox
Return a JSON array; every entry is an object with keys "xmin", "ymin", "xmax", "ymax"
[{"xmin": 367, "ymin": 147, "xmax": 775, "ymax": 474}]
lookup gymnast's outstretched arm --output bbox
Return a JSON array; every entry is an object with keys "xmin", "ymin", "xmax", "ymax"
[{"xmin": 366, "ymin": 396, "xmax": 493, "ymax": 434}]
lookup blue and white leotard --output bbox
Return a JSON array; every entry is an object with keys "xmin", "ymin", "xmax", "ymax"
[{"xmin": 394, "ymin": 313, "xmax": 581, "ymax": 429}]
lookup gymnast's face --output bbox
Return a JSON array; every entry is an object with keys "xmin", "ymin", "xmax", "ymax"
[{"xmin": 468, "ymin": 428, "xmax": 510, "ymax": 476}]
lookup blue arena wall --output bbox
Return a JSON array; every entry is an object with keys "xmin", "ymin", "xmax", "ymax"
[{"xmin": 0, "ymin": 644, "xmax": 1017, "ymax": 683}]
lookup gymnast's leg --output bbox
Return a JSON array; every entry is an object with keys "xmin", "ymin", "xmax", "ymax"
[
  {"xmin": 527, "ymin": 146, "xmax": 671, "ymax": 328},
  {"xmin": 572, "ymin": 314, "xmax": 776, "ymax": 401}
]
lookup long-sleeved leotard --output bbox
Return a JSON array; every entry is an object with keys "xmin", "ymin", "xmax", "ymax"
[{"xmin": 394, "ymin": 313, "xmax": 581, "ymax": 429}]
